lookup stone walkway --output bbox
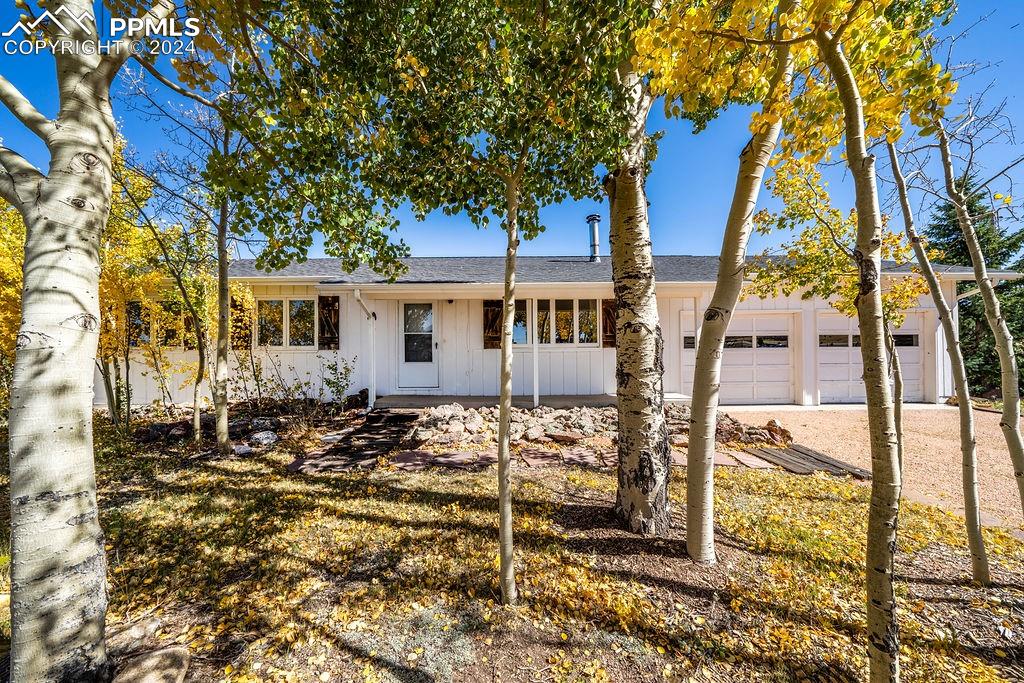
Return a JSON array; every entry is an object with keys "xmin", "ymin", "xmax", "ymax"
[{"xmin": 294, "ymin": 442, "xmax": 762, "ymax": 474}]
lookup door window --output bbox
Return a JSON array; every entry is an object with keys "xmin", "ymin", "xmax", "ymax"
[{"xmin": 404, "ymin": 303, "xmax": 433, "ymax": 362}]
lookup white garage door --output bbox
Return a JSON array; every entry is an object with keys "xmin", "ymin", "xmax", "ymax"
[
  {"xmin": 816, "ymin": 313, "xmax": 924, "ymax": 403},
  {"xmin": 682, "ymin": 314, "xmax": 795, "ymax": 405}
]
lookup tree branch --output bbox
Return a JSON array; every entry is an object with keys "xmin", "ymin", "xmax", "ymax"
[
  {"xmin": 0, "ymin": 146, "xmax": 43, "ymax": 208},
  {"xmin": 131, "ymin": 55, "xmax": 221, "ymax": 110},
  {"xmin": 0, "ymin": 75, "xmax": 54, "ymax": 142}
]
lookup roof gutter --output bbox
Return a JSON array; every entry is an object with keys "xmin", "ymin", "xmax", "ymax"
[{"xmin": 956, "ymin": 276, "xmax": 1013, "ymax": 302}]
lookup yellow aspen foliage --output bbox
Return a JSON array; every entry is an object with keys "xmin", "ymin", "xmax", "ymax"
[
  {"xmin": 0, "ymin": 204, "xmax": 25, "ymax": 355},
  {"xmin": 745, "ymin": 166, "xmax": 930, "ymax": 326},
  {"xmin": 637, "ymin": 0, "xmax": 957, "ymax": 162},
  {"xmin": 0, "ymin": 143, "xmax": 166, "ymax": 369}
]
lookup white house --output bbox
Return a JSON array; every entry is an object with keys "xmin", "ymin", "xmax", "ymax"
[{"xmin": 96, "ymin": 225, "xmax": 1020, "ymax": 409}]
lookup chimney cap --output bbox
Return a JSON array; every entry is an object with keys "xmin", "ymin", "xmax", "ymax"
[{"xmin": 585, "ymin": 213, "xmax": 601, "ymax": 223}]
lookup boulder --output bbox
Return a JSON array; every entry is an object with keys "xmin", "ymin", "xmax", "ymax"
[
  {"xmin": 227, "ymin": 419, "xmax": 250, "ymax": 438},
  {"xmin": 167, "ymin": 425, "xmax": 189, "ymax": 440},
  {"xmin": 113, "ymin": 646, "xmax": 190, "ymax": 683},
  {"xmin": 232, "ymin": 444, "xmax": 254, "ymax": 457},
  {"xmin": 524, "ymin": 425, "xmax": 546, "ymax": 441},
  {"xmin": 464, "ymin": 412, "xmax": 486, "ymax": 434},
  {"xmin": 429, "ymin": 403, "xmax": 464, "ymax": 421},
  {"xmin": 549, "ymin": 431, "xmax": 585, "ymax": 444},
  {"xmin": 251, "ymin": 416, "xmax": 280, "ymax": 431},
  {"xmin": 411, "ymin": 427, "xmax": 435, "ymax": 443},
  {"xmin": 248, "ymin": 431, "xmax": 280, "ymax": 447}
]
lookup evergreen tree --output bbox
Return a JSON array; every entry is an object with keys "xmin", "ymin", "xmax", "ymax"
[{"xmin": 925, "ymin": 176, "xmax": 1024, "ymax": 395}]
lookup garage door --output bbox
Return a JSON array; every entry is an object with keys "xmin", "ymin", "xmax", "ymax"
[
  {"xmin": 816, "ymin": 313, "xmax": 924, "ymax": 403},
  {"xmin": 682, "ymin": 314, "xmax": 795, "ymax": 405}
]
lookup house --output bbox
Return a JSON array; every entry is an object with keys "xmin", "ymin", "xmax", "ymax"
[{"xmin": 96, "ymin": 220, "xmax": 1021, "ymax": 409}]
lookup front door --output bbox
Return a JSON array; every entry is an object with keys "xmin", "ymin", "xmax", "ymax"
[{"xmin": 398, "ymin": 302, "xmax": 439, "ymax": 389}]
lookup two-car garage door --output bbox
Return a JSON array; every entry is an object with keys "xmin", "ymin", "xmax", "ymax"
[
  {"xmin": 682, "ymin": 314, "xmax": 795, "ymax": 404},
  {"xmin": 681, "ymin": 310, "xmax": 927, "ymax": 405}
]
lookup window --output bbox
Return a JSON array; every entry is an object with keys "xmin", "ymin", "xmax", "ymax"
[
  {"xmin": 555, "ymin": 299, "xmax": 574, "ymax": 344},
  {"xmin": 158, "ymin": 300, "xmax": 182, "ymax": 347},
  {"xmin": 724, "ymin": 335, "xmax": 753, "ymax": 349},
  {"xmin": 601, "ymin": 299, "xmax": 617, "ymax": 348},
  {"xmin": 893, "ymin": 334, "xmax": 918, "ymax": 347},
  {"xmin": 183, "ymin": 314, "xmax": 197, "ymax": 351},
  {"xmin": 512, "ymin": 300, "xmax": 528, "ymax": 344},
  {"xmin": 578, "ymin": 299, "xmax": 598, "ymax": 344},
  {"xmin": 819, "ymin": 334, "xmax": 849, "ymax": 348},
  {"xmin": 404, "ymin": 303, "xmax": 433, "ymax": 362},
  {"xmin": 757, "ymin": 335, "xmax": 789, "ymax": 349},
  {"xmin": 318, "ymin": 296, "xmax": 340, "ymax": 350},
  {"xmin": 289, "ymin": 299, "xmax": 315, "ymax": 347},
  {"xmin": 483, "ymin": 300, "xmax": 501, "ymax": 349},
  {"xmin": 521, "ymin": 299, "xmax": 604, "ymax": 347},
  {"xmin": 483, "ymin": 300, "xmax": 532, "ymax": 347},
  {"xmin": 230, "ymin": 297, "xmax": 253, "ymax": 350},
  {"xmin": 683, "ymin": 335, "xmax": 695, "ymax": 349},
  {"xmin": 257, "ymin": 300, "xmax": 284, "ymax": 346},
  {"xmin": 126, "ymin": 301, "xmax": 150, "ymax": 347},
  {"xmin": 852, "ymin": 335, "xmax": 861, "ymax": 347},
  {"xmin": 536, "ymin": 299, "xmax": 551, "ymax": 344}
]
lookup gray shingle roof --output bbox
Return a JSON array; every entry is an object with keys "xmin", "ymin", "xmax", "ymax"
[{"xmin": 228, "ymin": 255, "xmax": 1011, "ymax": 284}]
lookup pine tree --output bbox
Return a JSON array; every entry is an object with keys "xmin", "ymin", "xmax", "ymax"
[{"xmin": 925, "ymin": 176, "xmax": 1024, "ymax": 394}]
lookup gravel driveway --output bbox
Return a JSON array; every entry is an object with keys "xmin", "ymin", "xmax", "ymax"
[{"xmin": 729, "ymin": 406, "xmax": 1024, "ymax": 528}]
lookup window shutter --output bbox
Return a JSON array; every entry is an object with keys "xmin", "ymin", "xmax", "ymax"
[{"xmin": 601, "ymin": 299, "xmax": 617, "ymax": 348}]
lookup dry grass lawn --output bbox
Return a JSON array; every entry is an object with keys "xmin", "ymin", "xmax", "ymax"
[{"xmin": 2, "ymin": 412, "xmax": 1024, "ymax": 682}]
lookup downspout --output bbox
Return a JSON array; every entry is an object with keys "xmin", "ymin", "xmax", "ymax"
[
  {"xmin": 532, "ymin": 298, "xmax": 539, "ymax": 407},
  {"xmin": 353, "ymin": 289, "xmax": 377, "ymax": 410}
]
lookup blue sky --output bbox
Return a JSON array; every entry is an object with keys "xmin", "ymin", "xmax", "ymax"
[{"xmin": 1, "ymin": 2, "xmax": 1021, "ymax": 261}]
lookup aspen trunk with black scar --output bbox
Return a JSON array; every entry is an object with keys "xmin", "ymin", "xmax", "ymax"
[
  {"xmin": 495, "ymin": 176, "xmax": 520, "ymax": 605},
  {"xmin": 606, "ymin": 57, "xmax": 670, "ymax": 536},
  {"xmin": 888, "ymin": 141, "xmax": 989, "ymax": 584},
  {"xmin": 687, "ymin": 0, "xmax": 794, "ymax": 563},
  {"xmin": 7, "ymin": 59, "xmax": 115, "ymax": 683},
  {"xmin": 818, "ymin": 33, "xmax": 902, "ymax": 683},
  {"xmin": 936, "ymin": 126, "xmax": 1024, "ymax": 519}
]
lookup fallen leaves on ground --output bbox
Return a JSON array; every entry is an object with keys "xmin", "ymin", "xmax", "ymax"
[{"xmin": 4, "ymin": 419, "xmax": 1021, "ymax": 682}]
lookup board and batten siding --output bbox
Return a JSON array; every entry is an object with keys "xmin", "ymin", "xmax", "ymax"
[
  {"xmin": 371, "ymin": 297, "xmax": 615, "ymax": 397},
  {"xmin": 92, "ymin": 279, "xmax": 955, "ymax": 407}
]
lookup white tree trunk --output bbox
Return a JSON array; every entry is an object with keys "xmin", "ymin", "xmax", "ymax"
[
  {"xmin": 606, "ymin": 61, "xmax": 671, "ymax": 535},
  {"xmin": 887, "ymin": 142, "xmax": 990, "ymax": 584},
  {"xmin": 6, "ymin": 29, "xmax": 114, "ymax": 682},
  {"xmin": 937, "ymin": 126, "xmax": 1024, "ymax": 519},
  {"xmin": 687, "ymin": 2, "xmax": 794, "ymax": 563},
  {"xmin": 214, "ymin": 196, "xmax": 231, "ymax": 454},
  {"xmin": 884, "ymin": 325, "xmax": 905, "ymax": 473},
  {"xmin": 818, "ymin": 35, "xmax": 902, "ymax": 683},
  {"xmin": 190, "ymin": 315, "xmax": 206, "ymax": 444},
  {"xmin": 495, "ymin": 177, "xmax": 520, "ymax": 605}
]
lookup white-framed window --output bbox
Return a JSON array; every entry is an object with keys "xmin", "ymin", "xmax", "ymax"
[
  {"xmin": 254, "ymin": 297, "xmax": 337, "ymax": 349},
  {"xmin": 481, "ymin": 298, "xmax": 606, "ymax": 348}
]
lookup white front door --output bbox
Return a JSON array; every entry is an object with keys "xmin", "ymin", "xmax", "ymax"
[{"xmin": 398, "ymin": 302, "xmax": 439, "ymax": 389}]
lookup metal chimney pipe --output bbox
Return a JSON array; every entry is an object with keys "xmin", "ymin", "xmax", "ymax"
[{"xmin": 586, "ymin": 213, "xmax": 601, "ymax": 262}]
